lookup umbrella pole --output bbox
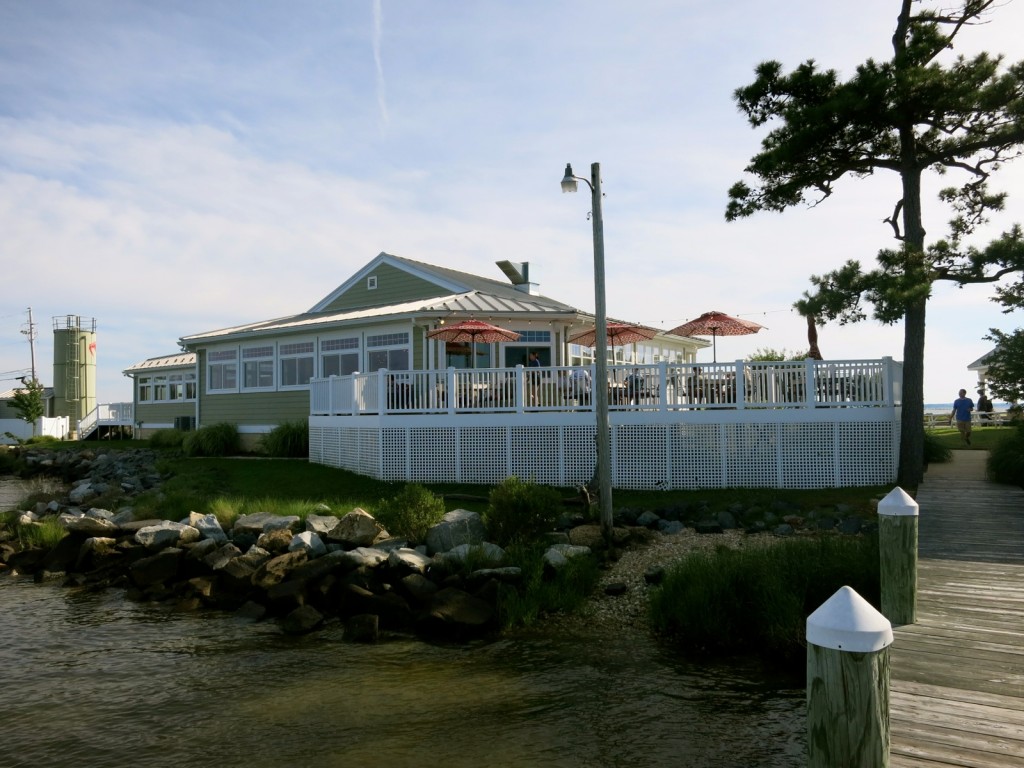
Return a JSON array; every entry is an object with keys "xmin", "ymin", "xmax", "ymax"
[{"xmin": 713, "ymin": 329, "xmax": 717, "ymax": 363}]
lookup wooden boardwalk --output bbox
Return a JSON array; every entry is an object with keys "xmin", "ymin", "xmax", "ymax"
[{"xmin": 890, "ymin": 449, "xmax": 1024, "ymax": 767}]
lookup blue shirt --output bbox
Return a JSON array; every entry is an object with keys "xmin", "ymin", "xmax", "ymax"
[{"xmin": 952, "ymin": 397, "xmax": 974, "ymax": 422}]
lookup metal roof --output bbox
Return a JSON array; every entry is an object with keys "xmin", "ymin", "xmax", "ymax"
[{"xmin": 122, "ymin": 352, "xmax": 197, "ymax": 374}]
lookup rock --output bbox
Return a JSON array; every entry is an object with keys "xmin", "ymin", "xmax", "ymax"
[
  {"xmin": 344, "ymin": 614, "xmax": 379, "ymax": 643},
  {"xmin": 656, "ymin": 520, "xmax": 685, "ymax": 535},
  {"xmin": 838, "ymin": 517, "xmax": 863, "ymax": 535},
  {"xmin": 425, "ymin": 509, "xmax": 487, "ymax": 554},
  {"xmin": 256, "ymin": 528, "xmax": 294, "ymax": 553},
  {"xmin": 130, "ymin": 547, "xmax": 183, "ymax": 587},
  {"xmin": 304, "ymin": 514, "xmax": 339, "ymax": 537},
  {"xmin": 636, "ymin": 511, "xmax": 661, "ymax": 528},
  {"xmin": 694, "ymin": 520, "xmax": 723, "ymax": 534},
  {"xmin": 231, "ymin": 513, "xmax": 280, "ymax": 537},
  {"xmin": 387, "ymin": 547, "xmax": 432, "ymax": 575},
  {"xmin": 289, "ymin": 531, "xmax": 326, "ymax": 558},
  {"xmin": 135, "ymin": 521, "xmax": 200, "ymax": 551},
  {"xmin": 185, "ymin": 512, "xmax": 228, "ymax": 544},
  {"xmin": 424, "ymin": 588, "xmax": 495, "ymax": 633},
  {"xmin": 328, "ymin": 509, "xmax": 389, "ymax": 548},
  {"xmin": 62, "ymin": 515, "xmax": 119, "ymax": 537},
  {"xmin": 281, "ymin": 605, "xmax": 323, "ymax": 635},
  {"xmin": 76, "ymin": 537, "xmax": 119, "ymax": 570},
  {"xmin": 440, "ymin": 542, "xmax": 507, "ymax": 568},
  {"xmin": 716, "ymin": 511, "xmax": 738, "ymax": 530},
  {"xmin": 68, "ymin": 483, "xmax": 95, "ymax": 505},
  {"xmin": 643, "ymin": 565, "xmax": 666, "ymax": 585},
  {"xmin": 336, "ymin": 547, "xmax": 389, "ymax": 570},
  {"xmin": 604, "ymin": 582, "xmax": 628, "ymax": 596},
  {"xmin": 204, "ymin": 543, "xmax": 244, "ymax": 571},
  {"xmin": 252, "ymin": 550, "xmax": 308, "ymax": 590},
  {"xmin": 400, "ymin": 573, "xmax": 439, "ymax": 604}
]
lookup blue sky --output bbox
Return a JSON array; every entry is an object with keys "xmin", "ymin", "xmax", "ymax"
[{"xmin": 2, "ymin": 0, "xmax": 1022, "ymax": 404}]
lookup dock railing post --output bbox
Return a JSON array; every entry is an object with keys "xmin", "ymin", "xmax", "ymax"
[
  {"xmin": 807, "ymin": 586, "xmax": 894, "ymax": 768},
  {"xmin": 878, "ymin": 487, "xmax": 919, "ymax": 626}
]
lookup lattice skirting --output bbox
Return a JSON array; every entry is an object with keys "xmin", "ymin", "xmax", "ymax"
[{"xmin": 309, "ymin": 419, "xmax": 898, "ymax": 489}]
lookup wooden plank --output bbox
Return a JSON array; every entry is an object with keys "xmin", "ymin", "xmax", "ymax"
[{"xmin": 887, "ymin": 450, "xmax": 1024, "ymax": 767}]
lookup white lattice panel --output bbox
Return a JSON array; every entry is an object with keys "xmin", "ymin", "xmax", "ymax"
[
  {"xmin": 510, "ymin": 426, "xmax": 562, "ymax": 485},
  {"xmin": 777, "ymin": 422, "xmax": 836, "ymax": 488},
  {"xmin": 461, "ymin": 427, "xmax": 509, "ymax": 484},
  {"xmin": 357, "ymin": 429, "xmax": 382, "ymax": 478},
  {"xmin": 409, "ymin": 427, "xmax": 458, "ymax": 482},
  {"xmin": 836, "ymin": 422, "xmax": 894, "ymax": 485},
  {"xmin": 616, "ymin": 425, "xmax": 668, "ymax": 489},
  {"xmin": 723, "ymin": 424, "xmax": 777, "ymax": 487},
  {"xmin": 669, "ymin": 424, "xmax": 723, "ymax": 489},
  {"xmin": 562, "ymin": 425, "xmax": 598, "ymax": 487},
  {"xmin": 381, "ymin": 428, "xmax": 408, "ymax": 480}
]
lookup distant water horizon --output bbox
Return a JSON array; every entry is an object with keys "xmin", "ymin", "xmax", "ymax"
[{"xmin": 924, "ymin": 401, "xmax": 1011, "ymax": 413}]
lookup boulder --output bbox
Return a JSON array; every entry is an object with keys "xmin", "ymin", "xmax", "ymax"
[
  {"xmin": 231, "ymin": 513, "xmax": 280, "ymax": 537},
  {"xmin": 289, "ymin": 531, "xmax": 326, "ymax": 558},
  {"xmin": 305, "ymin": 514, "xmax": 339, "ymax": 537},
  {"xmin": 185, "ymin": 512, "xmax": 228, "ymax": 544},
  {"xmin": 75, "ymin": 536, "xmax": 119, "ymax": 571},
  {"xmin": 62, "ymin": 516, "xmax": 119, "ymax": 537},
  {"xmin": 280, "ymin": 605, "xmax": 324, "ymax": 635},
  {"xmin": 252, "ymin": 550, "xmax": 308, "ymax": 590},
  {"xmin": 387, "ymin": 547, "xmax": 432, "ymax": 575},
  {"xmin": 135, "ymin": 521, "xmax": 200, "ymax": 551},
  {"xmin": 425, "ymin": 509, "xmax": 487, "ymax": 554},
  {"xmin": 204, "ymin": 543, "xmax": 244, "ymax": 571},
  {"xmin": 130, "ymin": 547, "xmax": 183, "ymax": 587},
  {"xmin": 256, "ymin": 528, "xmax": 294, "ymax": 553},
  {"xmin": 336, "ymin": 547, "xmax": 389, "ymax": 570},
  {"xmin": 437, "ymin": 542, "xmax": 507, "ymax": 569},
  {"xmin": 328, "ymin": 509, "xmax": 389, "ymax": 548},
  {"xmin": 424, "ymin": 588, "xmax": 495, "ymax": 633}
]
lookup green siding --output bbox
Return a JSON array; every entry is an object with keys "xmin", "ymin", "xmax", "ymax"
[
  {"xmin": 201, "ymin": 390, "xmax": 310, "ymax": 426},
  {"xmin": 136, "ymin": 403, "xmax": 196, "ymax": 425},
  {"xmin": 322, "ymin": 262, "xmax": 454, "ymax": 312}
]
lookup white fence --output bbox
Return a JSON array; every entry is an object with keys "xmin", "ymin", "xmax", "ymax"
[
  {"xmin": 308, "ymin": 358, "xmax": 902, "ymax": 490},
  {"xmin": 310, "ymin": 358, "xmax": 900, "ymax": 417},
  {"xmin": 0, "ymin": 416, "xmax": 71, "ymax": 444}
]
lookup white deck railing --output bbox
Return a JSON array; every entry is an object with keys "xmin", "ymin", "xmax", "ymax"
[
  {"xmin": 78, "ymin": 402, "xmax": 134, "ymax": 438},
  {"xmin": 310, "ymin": 358, "xmax": 901, "ymax": 417}
]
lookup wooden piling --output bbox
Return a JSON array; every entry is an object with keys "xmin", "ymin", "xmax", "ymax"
[
  {"xmin": 807, "ymin": 586, "xmax": 894, "ymax": 768},
  {"xmin": 878, "ymin": 487, "xmax": 919, "ymax": 626}
]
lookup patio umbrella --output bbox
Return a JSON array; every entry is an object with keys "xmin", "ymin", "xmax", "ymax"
[
  {"xmin": 567, "ymin": 322, "xmax": 658, "ymax": 348},
  {"xmin": 426, "ymin": 319, "xmax": 521, "ymax": 368},
  {"xmin": 669, "ymin": 310, "xmax": 765, "ymax": 363}
]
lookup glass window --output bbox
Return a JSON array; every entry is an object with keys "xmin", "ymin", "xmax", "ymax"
[
  {"xmin": 138, "ymin": 376, "xmax": 152, "ymax": 402},
  {"xmin": 242, "ymin": 345, "xmax": 274, "ymax": 389},
  {"xmin": 321, "ymin": 337, "xmax": 360, "ymax": 377},
  {"xmin": 280, "ymin": 341, "xmax": 315, "ymax": 387},
  {"xmin": 209, "ymin": 349, "xmax": 238, "ymax": 392},
  {"xmin": 366, "ymin": 333, "xmax": 410, "ymax": 371}
]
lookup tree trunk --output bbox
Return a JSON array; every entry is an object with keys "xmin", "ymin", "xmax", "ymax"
[{"xmin": 898, "ymin": 297, "xmax": 926, "ymax": 488}]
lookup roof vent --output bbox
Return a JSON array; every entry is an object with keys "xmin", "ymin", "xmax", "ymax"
[{"xmin": 496, "ymin": 260, "xmax": 537, "ymax": 294}]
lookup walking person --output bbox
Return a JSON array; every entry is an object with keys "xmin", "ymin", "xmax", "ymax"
[{"xmin": 950, "ymin": 388, "xmax": 975, "ymax": 446}]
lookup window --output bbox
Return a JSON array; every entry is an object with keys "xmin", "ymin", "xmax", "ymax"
[
  {"xmin": 241, "ymin": 345, "xmax": 274, "ymax": 389},
  {"xmin": 280, "ymin": 341, "xmax": 315, "ymax": 387},
  {"xmin": 208, "ymin": 348, "xmax": 238, "ymax": 392},
  {"xmin": 366, "ymin": 332, "xmax": 409, "ymax": 371},
  {"xmin": 321, "ymin": 337, "xmax": 360, "ymax": 377},
  {"xmin": 139, "ymin": 371, "xmax": 197, "ymax": 402},
  {"xmin": 367, "ymin": 275, "xmax": 377, "ymax": 289}
]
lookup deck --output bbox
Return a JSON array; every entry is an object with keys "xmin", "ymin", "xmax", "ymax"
[{"xmin": 890, "ymin": 450, "xmax": 1024, "ymax": 767}]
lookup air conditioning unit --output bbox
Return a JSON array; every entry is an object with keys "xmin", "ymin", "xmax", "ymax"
[{"xmin": 173, "ymin": 416, "xmax": 196, "ymax": 431}]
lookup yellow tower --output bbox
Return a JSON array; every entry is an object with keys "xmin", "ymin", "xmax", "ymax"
[{"xmin": 52, "ymin": 315, "xmax": 97, "ymax": 436}]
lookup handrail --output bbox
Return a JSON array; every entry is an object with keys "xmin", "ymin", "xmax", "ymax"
[{"xmin": 310, "ymin": 358, "xmax": 902, "ymax": 417}]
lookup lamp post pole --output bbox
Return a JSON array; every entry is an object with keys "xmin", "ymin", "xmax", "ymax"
[{"xmin": 562, "ymin": 162, "xmax": 613, "ymax": 546}]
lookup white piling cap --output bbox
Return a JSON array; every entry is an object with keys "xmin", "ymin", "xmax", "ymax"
[
  {"xmin": 877, "ymin": 486, "xmax": 919, "ymax": 517},
  {"xmin": 806, "ymin": 586, "xmax": 893, "ymax": 652}
]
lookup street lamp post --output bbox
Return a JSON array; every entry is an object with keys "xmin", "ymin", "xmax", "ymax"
[{"xmin": 561, "ymin": 162, "xmax": 613, "ymax": 546}]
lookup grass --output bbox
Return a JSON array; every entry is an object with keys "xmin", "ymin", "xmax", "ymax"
[
  {"xmin": 649, "ymin": 534, "xmax": 880, "ymax": 665},
  {"xmin": 925, "ymin": 424, "xmax": 1015, "ymax": 452}
]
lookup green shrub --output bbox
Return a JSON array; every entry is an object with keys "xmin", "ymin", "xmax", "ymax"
[
  {"xmin": 13, "ymin": 517, "xmax": 68, "ymax": 549},
  {"xmin": 988, "ymin": 423, "xmax": 1024, "ymax": 486},
  {"xmin": 373, "ymin": 484, "xmax": 446, "ymax": 543},
  {"xmin": 649, "ymin": 535, "xmax": 879, "ymax": 663},
  {"xmin": 484, "ymin": 476, "xmax": 564, "ymax": 547},
  {"xmin": 923, "ymin": 430, "xmax": 952, "ymax": 464},
  {"xmin": 149, "ymin": 429, "xmax": 187, "ymax": 449},
  {"xmin": 182, "ymin": 422, "xmax": 240, "ymax": 457},
  {"xmin": 495, "ymin": 543, "xmax": 600, "ymax": 628},
  {"xmin": 261, "ymin": 421, "xmax": 309, "ymax": 458}
]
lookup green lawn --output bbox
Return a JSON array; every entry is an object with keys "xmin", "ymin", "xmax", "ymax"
[{"xmin": 925, "ymin": 424, "xmax": 1014, "ymax": 452}]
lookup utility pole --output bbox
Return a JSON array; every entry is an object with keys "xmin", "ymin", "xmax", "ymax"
[{"xmin": 21, "ymin": 306, "xmax": 38, "ymax": 384}]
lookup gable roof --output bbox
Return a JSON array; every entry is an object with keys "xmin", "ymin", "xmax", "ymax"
[
  {"xmin": 308, "ymin": 252, "xmax": 575, "ymax": 313},
  {"xmin": 180, "ymin": 253, "xmax": 582, "ymax": 347}
]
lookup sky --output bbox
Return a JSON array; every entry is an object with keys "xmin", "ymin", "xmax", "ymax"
[{"xmin": 1, "ymin": 0, "xmax": 1023, "ymax": 406}]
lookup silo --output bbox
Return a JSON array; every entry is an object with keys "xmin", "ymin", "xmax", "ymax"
[{"xmin": 52, "ymin": 315, "xmax": 97, "ymax": 435}]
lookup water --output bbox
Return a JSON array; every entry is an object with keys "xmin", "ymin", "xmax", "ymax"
[{"xmin": 1, "ymin": 478, "xmax": 805, "ymax": 767}]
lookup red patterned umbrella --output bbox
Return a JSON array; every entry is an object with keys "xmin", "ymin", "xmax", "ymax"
[
  {"xmin": 568, "ymin": 322, "xmax": 658, "ymax": 348},
  {"xmin": 426, "ymin": 319, "xmax": 521, "ymax": 368},
  {"xmin": 670, "ymin": 311, "xmax": 764, "ymax": 362}
]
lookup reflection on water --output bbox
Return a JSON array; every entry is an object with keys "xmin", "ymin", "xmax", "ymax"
[{"xmin": 0, "ymin": 576, "xmax": 805, "ymax": 768}]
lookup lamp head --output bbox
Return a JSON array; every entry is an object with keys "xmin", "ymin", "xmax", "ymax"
[{"xmin": 560, "ymin": 163, "xmax": 578, "ymax": 193}]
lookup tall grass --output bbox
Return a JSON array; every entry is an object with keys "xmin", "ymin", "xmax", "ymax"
[
  {"xmin": 261, "ymin": 421, "xmax": 309, "ymax": 458},
  {"xmin": 988, "ymin": 423, "xmax": 1024, "ymax": 486},
  {"xmin": 495, "ymin": 543, "xmax": 600, "ymax": 628},
  {"xmin": 182, "ymin": 422, "xmax": 240, "ymax": 457},
  {"xmin": 649, "ymin": 535, "xmax": 879, "ymax": 663}
]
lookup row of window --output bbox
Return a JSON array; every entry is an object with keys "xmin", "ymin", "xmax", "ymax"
[
  {"xmin": 138, "ymin": 372, "xmax": 198, "ymax": 403},
  {"xmin": 206, "ymin": 334, "xmax": 411, "ymax": 393}
]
